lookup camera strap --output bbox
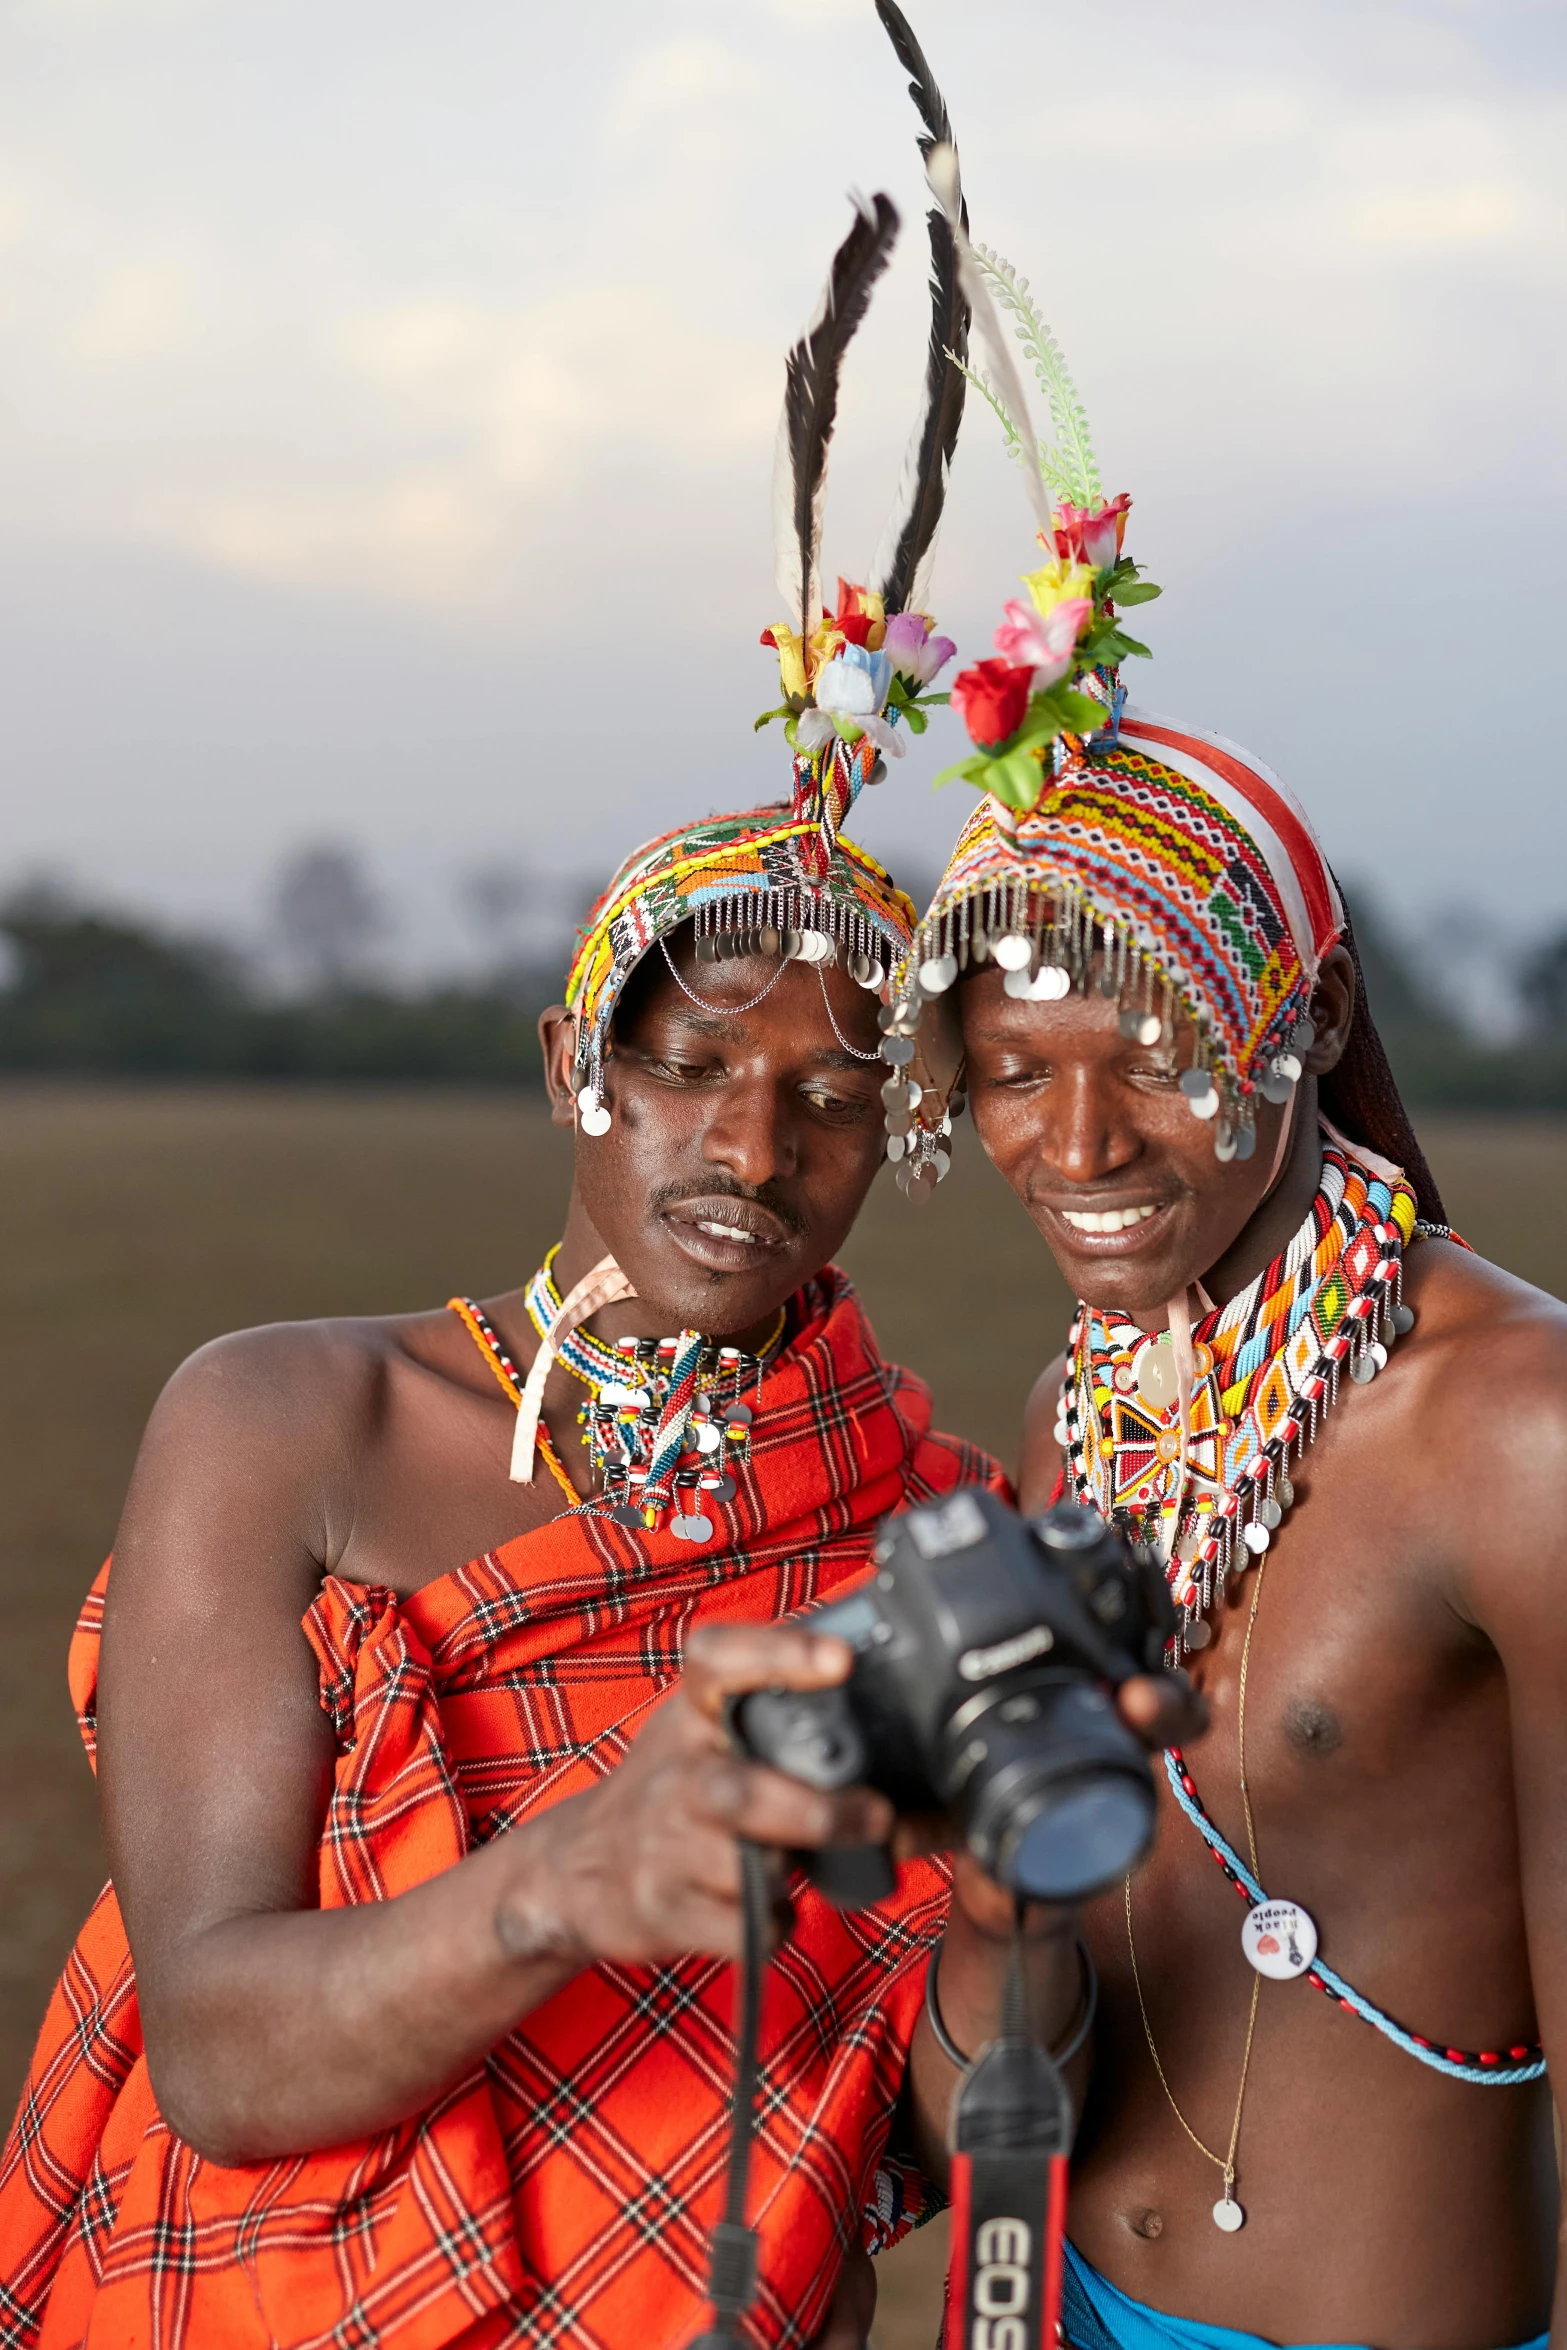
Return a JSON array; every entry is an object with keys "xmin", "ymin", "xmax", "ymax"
[
  {"xmin": 945, "ymin": 1921, "xmax": 1072, "ymax": 2350},
  {"xmin": 690, "ymin": 1839, "xmax": 770, "ymax": 2350}
]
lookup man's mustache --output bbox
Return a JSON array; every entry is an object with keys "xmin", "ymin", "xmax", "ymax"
[{"xmin": 648, "ymin": 1175, "xmax": 809, "ymax": 1241}]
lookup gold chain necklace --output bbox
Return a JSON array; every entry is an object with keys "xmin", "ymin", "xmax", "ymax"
[{"xmin": 1125, "ymin": 1552, "xmax": 1268, "ymax": 2232}]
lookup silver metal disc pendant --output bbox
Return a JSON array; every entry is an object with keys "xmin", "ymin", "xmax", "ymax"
[
  {"xmin": 670, "ymin": 1513, "xmax": 713, "ymax": 1543},
  {"xmin": 1212, "ymin": 2193, "xmax": 1245, "ymax": 2233}
]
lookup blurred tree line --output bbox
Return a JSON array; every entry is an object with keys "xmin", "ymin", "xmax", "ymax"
[
  {"xmin": 1348, "ymin": 901, "xmax": 1567, "ymax": 1112},
  {"xmin": 2, "ymin": 854, "xmax": 1566, "ymax": 1105},
  {"xmin": 0, "ymin": 852, "xmax": 565, "ymax": 1083}
]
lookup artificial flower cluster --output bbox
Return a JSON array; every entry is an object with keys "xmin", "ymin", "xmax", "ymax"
[
  {"xmin": 757, "ymin": 579, "xmax": 955, "ymax": 762},
  {"xmin": 938, "ymin": 496, "xmax": 1161, "ymax": 814}
]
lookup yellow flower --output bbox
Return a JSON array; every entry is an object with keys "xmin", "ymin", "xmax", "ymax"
[
  {"xmin": 1021, "ymin": 557, "xmax": 1098, "ymax": 619},
  {"xmin": 805, "ymin": 619, "xmax": 846, "ymax": 683},
  {"xmin": 761, "ymin": 623, "xmax": 808, "ymax": 700}
]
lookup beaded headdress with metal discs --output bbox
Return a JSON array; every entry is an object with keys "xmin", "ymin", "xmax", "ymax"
[
  {"xmin": 882, "ymin": 168, "xmax": 1346, "ymax": 1172},
  {"xmin": 564, "ymin": 0, "xmax": 970, "ymax": 1130},
  {"xmin": 565, "ymin": 807, "xmax": 918, "ymax": 1127}
]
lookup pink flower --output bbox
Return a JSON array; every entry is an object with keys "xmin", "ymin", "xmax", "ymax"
[
  {"xmin": 883, "ymin": 609, "xmax": 957, "ymax": 686},
  {"xmin": 1052, "ymin": 493, "xmax": 1132, "ymax": 571},
  {"xmin": 992, "ymin": 595, "xmax": 1092, "ymax": 687}
]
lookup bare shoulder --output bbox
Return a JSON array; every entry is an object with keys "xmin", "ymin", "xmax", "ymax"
[
  {"xmin": 1397, "ymin": 1238, "xmax": 1567, "ymax": 1523},
  {"xmin": 1018, "ymin": 1347, "xmax": 1071, "ymax": 1514},
  {"xmin": 122, "ymin": 1303, "xmax": 465, "ymax": 1574},
  {"xmin": 151, "ymin": 1304, "xmax": 448, "ymax": 1453},
  {"xmin": 1403, "ymin": 1236, "xmax": 1567, "ymax": 1409}
]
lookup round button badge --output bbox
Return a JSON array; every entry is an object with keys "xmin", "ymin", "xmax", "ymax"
[{"xmin": 1241, "ymin": 1900, "xmax": 1317, "ymax": 1981}]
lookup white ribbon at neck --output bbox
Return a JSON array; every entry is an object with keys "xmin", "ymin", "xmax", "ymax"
[{"xmin": 511, "ymin": 1252, "xmax": 637, "ymax": 1483}]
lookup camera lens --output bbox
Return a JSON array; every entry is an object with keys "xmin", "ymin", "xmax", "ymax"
[
  {"xmin": 1005, "ymin": 1779, "xmax": 1154, "ymax": 1902},
  {"xmin": 939, "ymin": 1678, "xmax": 1156, "ymax": 1903}
]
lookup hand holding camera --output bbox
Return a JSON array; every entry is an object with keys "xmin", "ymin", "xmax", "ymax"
[{"xmin": 731, "ymin": 1488, "xmax": 1182, "ymax": 1910}]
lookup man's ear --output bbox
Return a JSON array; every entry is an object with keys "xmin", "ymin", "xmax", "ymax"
[
  {"xmin": 1304, "ymin": 944, "xmax": 1356, "ymax": 1076},
  {"xmin": 538, "ymin": 1006, "xmax": 580, "ymax": 1131}
]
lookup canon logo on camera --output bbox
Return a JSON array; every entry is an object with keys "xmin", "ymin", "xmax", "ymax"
[{"xmin": 957, "ymin": 1624, "xmax": 1055, "ymax": 1682}]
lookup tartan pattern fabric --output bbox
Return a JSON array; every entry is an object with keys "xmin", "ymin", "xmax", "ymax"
[
  {"xmin": 566, "ymin": 809, "xmax": 915, "ymax": 1083},
  {"xmin": 0, "ymin": 1269, "xmax": 1005, "ymax": 2350},
  {"xmin": 917, "ymin": 715, "xmax": 1343, "ymax": 1111}
]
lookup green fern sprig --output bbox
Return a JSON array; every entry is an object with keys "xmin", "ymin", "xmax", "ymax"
[
  {"xmin": 973, "ymin": 245, "xmax": 1102, "ymax": 511},
  {"xmin": 947, "ymin": 351, "xmax": 1077, "ymax": 504}
]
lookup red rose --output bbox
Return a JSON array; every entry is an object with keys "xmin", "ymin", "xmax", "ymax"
[
  {"xmin": 828, "ymin": 578, "xmax": 877, "ymax": 648},
  {"xmin": 833, "ymin": 608, "xmax": 876, "ymax": 648},
  {"xmin": 951, "ymin": 657, "xmax": 1031, "ymax": 750}
]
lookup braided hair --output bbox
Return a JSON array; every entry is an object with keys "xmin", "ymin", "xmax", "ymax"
[{"xmin": 1318, "ymin": 908, "xmax": 1447, "ymax": 1226}]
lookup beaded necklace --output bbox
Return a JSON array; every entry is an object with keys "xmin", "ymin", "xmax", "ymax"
[
  {"xmin": 498, "ymin": 1249, "xmax": 787, "ymax": 1537},
  {"xmin": 1061, "ymin": 1135, "xmax": 1418, "ymax": 1657},
  {"xmin": 447, "ymin": 1295, "xmax": 580, "ymax": 1508}
]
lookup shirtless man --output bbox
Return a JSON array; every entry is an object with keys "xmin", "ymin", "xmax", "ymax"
[{"xmin": 904, "ymin": 748, "xmax": 1562, "ymax": 2346}]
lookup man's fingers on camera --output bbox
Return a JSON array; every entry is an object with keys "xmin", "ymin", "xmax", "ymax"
[
  {"xmin": 888, "ymin": 1809, "xmax": 954, "ymax": 1862},
  {"xmin": 682, "ymin": 1623, "xmax": 855, "ymax": 1720},
  {"xmin": 1117, "ymin": 1668, "xmax": 1208, "ymax": 1750},
  {"xmin": 693, "ymin": 1752, "xmax": 893, "ymax": 1851}
]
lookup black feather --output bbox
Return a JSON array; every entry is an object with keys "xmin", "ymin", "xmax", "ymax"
[
  {"xmin": 870, "ymin": 0, "xmax": 970, "ymax": 613},
  {"xmin": 774, "ymin": 191, "xmax": 900, "ymax": 635},
  {"xmin": 874, "ymin": 0, "xmax": 960, "ymax": 172}
]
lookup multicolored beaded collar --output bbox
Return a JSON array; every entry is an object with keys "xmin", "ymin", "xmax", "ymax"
[
  {"xmin": 518, "ymin": 1252, "xmax": 785, "ymax": 1538},
  {"xmin": 1060, "ymin": 1133, "xmax": 1419, "ymax": 1657}
]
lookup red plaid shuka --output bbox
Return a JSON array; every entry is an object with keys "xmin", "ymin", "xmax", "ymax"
[{"xmin": 1, "ymin": 1268, "xmax": 1005, "ymax": 2350}]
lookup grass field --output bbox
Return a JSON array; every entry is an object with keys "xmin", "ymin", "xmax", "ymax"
[{"xmin": 3, "ymin": 1085, "xmax": 1565, "ymax": 2341}]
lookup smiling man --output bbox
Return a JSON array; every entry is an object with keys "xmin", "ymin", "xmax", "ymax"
[
  {"xmin": 0, "ymin": 802, "xmax": 1021, "ymax": 2350},
  {"xmin": 874, "ymin": 187, "xmax": 1567, "ymax": 2340},
  {"xmin": 893, "ymin": 743, "xmax": 1566, "ymax": 2350}
]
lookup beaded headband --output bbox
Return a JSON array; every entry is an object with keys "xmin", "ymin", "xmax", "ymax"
[
  {"xmin": 881, "ymin": 175, "xmax": 1344, "ymax": 1168},
  {"xmin": 564, "ymin": 806, "xmax": 917, "ymax": 1115},
  {"xmin": 565, "ymin": 2, "xmax": 967, "ymax": 1132}
]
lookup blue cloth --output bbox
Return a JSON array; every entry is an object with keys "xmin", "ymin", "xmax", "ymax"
[{"xmin": 1060, "ymin": 2240, "xmax": 1548, "ymax": 2350}]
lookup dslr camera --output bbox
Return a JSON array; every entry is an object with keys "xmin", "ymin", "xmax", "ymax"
[{"xmin": 732, "ymin": 1487, "xmax": 1175, "ymax": 1906}]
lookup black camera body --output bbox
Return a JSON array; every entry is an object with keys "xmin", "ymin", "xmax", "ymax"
[{"xmin": 731, "ymin": 1488, "xmax": 1175, "ymax": 1907}]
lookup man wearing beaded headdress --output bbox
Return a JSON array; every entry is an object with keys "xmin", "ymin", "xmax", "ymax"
[
  {"xmin": 883, "ymin": 175, "xmax": 1567, "ymax": 2350},
  {"xmin": 0, "ymin": 23, "xmax": 1184, "ymax": 2349}
]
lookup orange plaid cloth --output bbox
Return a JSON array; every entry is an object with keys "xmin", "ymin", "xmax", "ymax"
[{"xmin": 0, "ymin": 1269, "xmax": 1005, "ymax": 2350}]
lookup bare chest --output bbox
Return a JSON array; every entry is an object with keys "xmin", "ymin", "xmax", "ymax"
[
  {"xmin": 1143, "ymin": 1383, "xmax": 1514, "ymax": 1932},
  {"xmin": 1067, "ymin": 1372, "xmax": 1551, "ymax": 2333}
]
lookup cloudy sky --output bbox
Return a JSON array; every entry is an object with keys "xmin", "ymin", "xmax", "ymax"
[{"xmin": 1, "ymin": 0, "xmax": 1563, "ymax": 977}]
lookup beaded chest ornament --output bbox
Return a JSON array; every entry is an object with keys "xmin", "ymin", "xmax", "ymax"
[
  {"xmin": 1060, "ymin": 1133, "xmax": 1419, "ymax": 1658},
  {"xmin": 523, "ymin": 1250, "xmax": 784, "ymax": 1536},
  {"xmin": 452, "ymin": 1259, "xmax": 784, "ymax": 1541}
]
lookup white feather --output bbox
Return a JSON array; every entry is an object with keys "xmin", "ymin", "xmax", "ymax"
[
  {"xmin": 927, "ymin": 144, "xmax": 1055, "ymax": 543},
  {"xmin": 771, "ymin": 399, "xmax": 813, "ymax": 633}
]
